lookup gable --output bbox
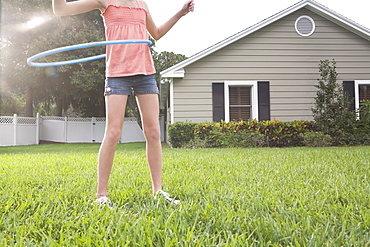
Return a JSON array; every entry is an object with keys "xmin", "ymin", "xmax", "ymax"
[
  {"xmin": 185, "ymin": 8, "xmax": 370, "ymax": 79},
  {"xmin": 161, "ymin": 0, "xmax": 370, "ymax": 79}
]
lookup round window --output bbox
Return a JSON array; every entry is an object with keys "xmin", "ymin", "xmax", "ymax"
[{"xmin": 295, "ymin": 15, "xmax": 315, "ymax": 36}]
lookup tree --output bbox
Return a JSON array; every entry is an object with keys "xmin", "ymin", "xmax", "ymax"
[
  {"xmin": 311, "ymin": 59, "xmax": 355, "ymax": 145},
  {"xmin": 152, "ymin": 49, "xmax": 187, "ymax": 83},
  {"xmin": 1, "ymin": 0, "xmax": 105, "ymax": 117},
  {"xmin": 152, "ymin": 49, "xmax": 187, "ymax": 114}
]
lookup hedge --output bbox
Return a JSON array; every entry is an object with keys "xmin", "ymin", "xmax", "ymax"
[{"xmin": 168, "ymin": 120, "xmax": 318, "ymax": 148}]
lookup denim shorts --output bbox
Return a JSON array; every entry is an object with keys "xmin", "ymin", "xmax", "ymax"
[{"xmin": 104, "ymin": 74, "xmax": 159, "ymax": 96}]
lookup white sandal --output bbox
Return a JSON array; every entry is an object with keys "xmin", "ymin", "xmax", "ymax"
[
  {"xmin": 155, "ymin": 190, "xmax": 180, "ymax": 205},
  {"xmin": 95, "ymin": 196, "xmax": 113, "ymax": 209}
]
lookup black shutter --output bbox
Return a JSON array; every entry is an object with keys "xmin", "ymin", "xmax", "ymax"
[
  {"xmin": 343, "ymin": 81, "xmax": 355, "ymax": 111},
  {"xmin": 258, "ymin": 81, "xmax": 270, "ymax": 121},
  {"xmin": 212, "ymin": 83, "xmax": 225, "ymax": 122}
]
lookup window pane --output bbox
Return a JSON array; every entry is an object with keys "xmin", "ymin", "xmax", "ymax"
[
  {"xmin": 229, "ymin": 87, "xmax": 251, "ymax": 105},
  {"xmin": 359, "ymin": 84, "xmax": 370, "ymax": 120},
  {"xmin": 230, "ymin": 106, "xmax": 251, "ymax": 121},
  {"xmin": 359, "ymin": 85, "xmax": 370, "ymax": 102},
  {"xmin": 229, "ymin": 86, "xmax": 251, "ymax": 121}
]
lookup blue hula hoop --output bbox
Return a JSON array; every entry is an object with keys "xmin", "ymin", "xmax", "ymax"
[{"xmin": 27, "ymin": 39, "xmax": 152, "ymax": 67}]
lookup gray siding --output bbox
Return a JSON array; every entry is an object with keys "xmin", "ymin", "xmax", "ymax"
[{"xmin": 172, "ymin": 8, "xmax": 370, "ymax": 122}]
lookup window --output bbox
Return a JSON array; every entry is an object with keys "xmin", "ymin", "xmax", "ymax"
[
  {"xmin": 354, "ymin": 80, "xmax": 370, "ymax": 119},
  {"xmin": 224, "ymin": 81, "xmax": 258, "ymax": 122},
  {"xmin": 359, "ymin": 84, "xmax": 370, "ymax": 119},
  {"xmin": 359, "ymin": 85, "xmax": 370, "ymax": 102},
  {"xmin": 212, "ymin": 81, "xmax": 270, "ymax": 122},
  {"xmin": 229, "ymin": 86, "xmax": 251, "ymax": 121}
]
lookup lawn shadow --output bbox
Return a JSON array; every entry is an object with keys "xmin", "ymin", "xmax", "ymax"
[{"xmin": 0, "ymin": 142, "xmax": 147, "ymax": 154}]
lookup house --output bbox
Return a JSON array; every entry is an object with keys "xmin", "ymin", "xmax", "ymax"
[{"xmin": 160, "ymin": 0, "xmax": 370, "ymax": 125}]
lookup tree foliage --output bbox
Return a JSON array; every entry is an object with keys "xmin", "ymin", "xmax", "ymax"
[
  {"xmin": 151, "ymin": 48, "xmax": 187, "ymax": 113},
  {"xmin": 311, "ymin": 60, "xmax": 356, "ymax": 145},
  {"xmin": 151, "ymin": 49, "xmax": 187, "ymax": 83},
  {"xmin": 2, "ymin": 0, "xmax": 105, "ymax": 116}
]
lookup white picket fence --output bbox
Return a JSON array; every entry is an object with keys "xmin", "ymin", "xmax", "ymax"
[
  {"xmin": 0, "ymin": 114, "xmax": 40, "ymax": 146},
  {"xmin": 0, "ymin": 114, "xmax": 164, "ymax": 146}
]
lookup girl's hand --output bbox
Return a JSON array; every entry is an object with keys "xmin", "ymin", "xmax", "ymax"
[
  {"xmin": 181, "ymin": 0, "xmax": 195, "ymax": 16},
  {"xmin": 146, "ymin": 0, "xmax": 194, "ymax": 40}
]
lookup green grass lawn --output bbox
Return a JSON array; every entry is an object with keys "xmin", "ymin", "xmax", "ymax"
[{"xmin": 0, "ymin": 143, "xmax": 369, "ymax": 246}]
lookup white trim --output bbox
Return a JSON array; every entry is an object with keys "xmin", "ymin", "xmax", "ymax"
[
  {"xmin": 164, "ymin": 69, "xmax": 185, "ymax": 78},
  {"xmin": 169, "ymin": 79, "xmax": 174, "ymax": 124},
  {"xmin": 305, "ymin": 3, "xmax": 370, "ymax": 40},
  {"xmin": 224, "ymin": 81, "xmax": 259, "ymax": 122},
  {"xmin": 355, "ymin": 80, "xmax": 370, "ymax": 119},
  {"xmin": 295, "ymin": 15, "xmax": 316, "ymax": 36}
]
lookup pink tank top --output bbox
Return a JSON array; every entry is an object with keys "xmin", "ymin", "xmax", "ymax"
[{"xmin": 101, "ymin": 0, "xmax": 155, "ymax": 77}]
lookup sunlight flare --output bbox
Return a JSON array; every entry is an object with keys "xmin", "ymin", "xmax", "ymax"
[{"xmin": 17, "ymin": 15, "xmax": 52, "ymax": 31}]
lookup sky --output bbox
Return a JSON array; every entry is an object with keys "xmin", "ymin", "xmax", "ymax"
[{"xmin": 146, "ymin": 0, "xmax": 370, "ymax": 57}]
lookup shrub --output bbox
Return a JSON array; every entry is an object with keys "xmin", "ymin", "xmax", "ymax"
[
  {"xmin": 353, "ymin": 123, "xmax": 370, "ymax": 145},
  {"xmin": 227, "ymin": 131, "xmax": 266, "ymax": 148},
  {"xmin": 167, "ymin": 116, "xmax": 370, "ymax": 148},
  {"xmin": 181, "ymin": 136, "xmax": 210, "ymax": 149},
  {"xmin": 168, "ymin": 120, "xmax": 315, "ymax": 148},
  {"xmin": 350, "ymin": 103, "xmax": 370, "ymax": 145},
  {"xmin": 192, "ymin": 121, "xmax": 266, "ymax": 148},
  {"xmin": 257, "ymin": 120, "xmax": 315, "ymax": 147},
  {"xmin": 167, "ymin": 122, "xmax": 196, "ymax": 148},
  {"xmin": 193, "ymin": 122, "xmax": 230, "ymax": 148},
  {"xmin": 358, "ymin": 100, "xmax": 370, "ymax": 122},
  {"xmin": 300, "ymin": 132, "xmax": 332, "ymax": 147},
  {"xmin": 311, "ymin": 59, "xmax": 356, "ymax": 145}
]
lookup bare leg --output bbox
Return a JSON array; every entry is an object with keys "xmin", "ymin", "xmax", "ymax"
[
  {"xmin": 97, "ymin": 94, "xmax": 128, "ymax": 197},
  {"xmin": 136, "ymin": 94, "xmax": 162, "ymax": 195}
]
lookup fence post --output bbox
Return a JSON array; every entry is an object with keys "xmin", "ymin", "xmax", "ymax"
[
  {"xmin": 13, "ymin": 114, "xmax": 17, "ymax": 146},
  {"xmin": 36, "ymin": 113, "xmax": 40, "ymax": 145},
  {"xmin": 64, "ymin": 116, "xmax": 68, "ymax": 143},
  {"xmin": 91, "ymin": 117, "xmax": 96, "ymax": 143}
]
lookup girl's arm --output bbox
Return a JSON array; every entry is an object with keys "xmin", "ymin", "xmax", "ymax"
[
  {"xmin": 145, "ymin": 0, "xmax": 195, "ymax": 40},
  {"xmin": 53, "ymin": 0, "xmax": 104, "ymax": 16}
]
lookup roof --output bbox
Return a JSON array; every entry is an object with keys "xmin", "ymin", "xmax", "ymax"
[{"xmin": 160, "ymin": 0, "xmax": 370, "ymax": 78}]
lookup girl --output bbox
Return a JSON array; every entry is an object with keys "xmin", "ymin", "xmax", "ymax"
[{"xmin": 53, "ymin": 0, "xmax": 195, "ymax": 207}]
